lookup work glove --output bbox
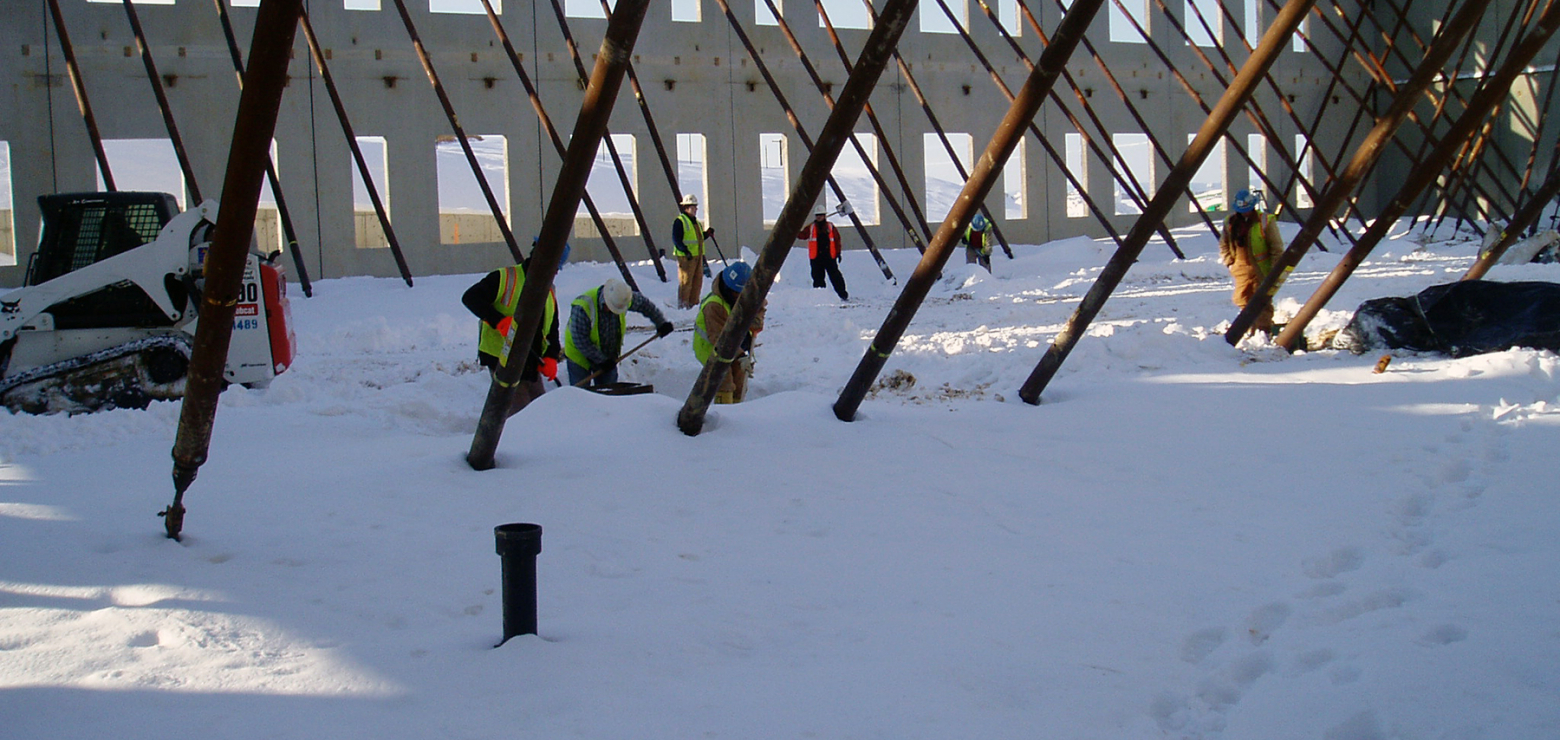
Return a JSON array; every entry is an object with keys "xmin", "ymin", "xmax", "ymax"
[
  {"xmin": 737, "ymin": 355, "xmax": 755, "ymax": 378},
  {"xmin": 537, "ymin": 357, "xmax": 558, "ymax": 382},
  {"xmin": 496, "ymin": 316, "xmax": 513, "ymax": 336},
  {"xmin": 600, "ymin": 361, "xmax": 617, "ymax": 378},
  {"xmin": 704, "ymin": 227, "xmax": 715, "ymax": 239},
  {"xmin": 656, "ymin": 321, "xmax": 675, "ymax": 338}
]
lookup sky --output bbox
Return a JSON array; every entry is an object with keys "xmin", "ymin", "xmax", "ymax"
[{"xmin": 2, "ymin": 211, "xmax": 1558, "ymax": 738}]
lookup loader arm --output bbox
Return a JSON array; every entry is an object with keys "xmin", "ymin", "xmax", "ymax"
[{"xmin": 0, "ymin": 202, "xmax": 217, "ymax": 342}]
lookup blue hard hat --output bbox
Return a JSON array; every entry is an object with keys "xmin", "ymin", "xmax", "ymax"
[
  {"xmin": 531, "ymin": 235, "xmax": 571, "ymax": 268},
  {"xmin": 1233, "ymin": 190, "xmax": 1258, "ymax": 213},
  {"xmin": 971, "ymin": 213, "xmax": 989, "ymax": 231},
  {"xmin": 721, "ymin": 261, "xmax": 752, "ymax": 293}
]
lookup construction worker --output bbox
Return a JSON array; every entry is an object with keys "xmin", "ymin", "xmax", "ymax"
[
  {"xmin": 962, "ymin": 212, "xmax": 995, "ymax": 272},
  {"xmin": 1219, "ymin": 189, "xmax": 1284, "ymax": 335},
  {"xmin": 672, "ymin": 194, "xmax": 714, "ymax": 309},
  {"xmin": 461, "ymin": 256, "xmax": 561, "ymax": 416},
  {"xmin": 798, "ymin": 209, "xmax": 848, "ymax": 301},
  {"xmin": 694, "ymin": 262, "xmax": 766, "ymax": 404},
  {"xmin": 563, "ymin": 277, "xmax": 675, "ymax": 388}
]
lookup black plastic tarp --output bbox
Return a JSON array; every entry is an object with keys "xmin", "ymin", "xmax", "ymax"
[{"xmin": 1332, "ymin": 280, "xmax": 1560, "ymax": 357}]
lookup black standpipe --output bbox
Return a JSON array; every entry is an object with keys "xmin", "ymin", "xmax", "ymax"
[{"xmin": 494, "ymin": 523, "xmax": 542, "ymax": 645}]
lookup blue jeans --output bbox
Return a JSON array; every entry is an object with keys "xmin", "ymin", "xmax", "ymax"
[{"xmin": 567, "ymin": 359, "xmax": 617, "ymax": 387}]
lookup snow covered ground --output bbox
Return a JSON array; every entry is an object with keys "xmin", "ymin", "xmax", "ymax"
[{"xmin": 2, "ymin": 218, "xmax": 1558, "ymax": 739}]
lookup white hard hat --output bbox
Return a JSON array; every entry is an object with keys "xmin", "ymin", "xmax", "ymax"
[
  {"xmin": 680, "ymin": 194, "xmax": 699, "ymax": 207},
  {"xmin": 602, "ymin": 278, "xmax": 632, "ymax": 314}
]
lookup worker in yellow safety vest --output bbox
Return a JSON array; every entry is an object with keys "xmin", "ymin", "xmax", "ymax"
[
  {"xmin": 462, "ymin": 257, "xmax": 560, "ymax": 416},
  {"xmin": 672, "ymin": 194, "xmax": 713, "ymax": 309},
  {"xmin": 694, "ymin": 262, "xmax": 766, "ymax": 404},
  {"xmin": 1219, "ymin": 189, "xmax": 1284, "ymax": 335},
  {"xmin": 563, "ymin": 278, "xmax": 674, "ymax": 388}
]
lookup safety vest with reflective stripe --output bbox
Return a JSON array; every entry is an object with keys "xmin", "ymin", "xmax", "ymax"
[
  {"xmin": 693, "ymin": 290, "xmax": 733, "ymax": 365},
  {"xmin": 804, "ymin": 222, "xmax": 841, "ymax": 259},
  {"xmin": 1246, "ymin": 213, "xmax": 1279, "ymax": 277},
  {"xmin": 963, "ymin": 224, "xmax": 993, "ymax": 256},
  {"xmin": 674, "ymin": 213, "xmax": 705, "ymax": 257},
  {"xmin": 477, "ymin": 265, "xmax": 556, "ymax": 367},
  {"xmin": 563, "ymin": 286, "xmax": 627, "ymax": 368}
]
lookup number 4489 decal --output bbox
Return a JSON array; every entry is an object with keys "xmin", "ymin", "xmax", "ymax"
[{"xmin": 233, "ymin": 302, "xmax": 261, "ymax": 331}]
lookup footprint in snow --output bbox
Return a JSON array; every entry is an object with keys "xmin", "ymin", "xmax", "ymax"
[
  {"xmin": 1246, "ymin": 602, "xmax": 1291, "ymax": 645},
  {"xmin": 1303, "ymin": 546, "xmax": 1365, "ymax": 579}
]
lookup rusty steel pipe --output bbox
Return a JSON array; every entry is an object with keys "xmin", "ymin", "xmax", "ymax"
[
  {"xmin": 166, "ymin": 0, "xmax": 301, "ymax": 539},
  {"xmin": 1018, "ymin": 0, "xmax": 1318, "ymax": 404},
  {"xmin": 832, "ymin": 0, "xmax": 1107, "ymax": 421},
  {"xmin": 389, "ymin": 0, "xmax": 525, "ymax": 263},
  {"xmin": 1224, "ymin": 0, "xmax": 1495, "ymax": 343},
  {"xmin": 1462, "ymin": 152, "xmax": 1560, "ymax": 281},
  {"xmin": 44, "ymin": 0, "xmax": 116, "ymax": 191},
  {"xmin": 213, "ymin": 0, "xmax": 314, "ymax": 297},
  {"xmin": 547, "ymin": 0, "xmax": 668, "ymax": 277},
  {"xmin": 297, "ymin": 10, "xmax": 413, "ymax": 286},
  {"xmin": 1273, "ymin": 1, "xmax": 1560, "ymax": 351},
  {"xmin": 815, "ymin": 0, "xmax": 938, "ymax": 253},
  {"xmin": 477, "ymin": 0, "xmax": 642, "ymax": 290},
  {"xmin": 120, "ymin": 0, "xmax": 202, "ymax": 203},
  {"xmin": 707, "ymin": 0, "xmax": 897, "ymax": 281},
  {"xmin": 766, "ymin": 0, "xmax": 935, "ymax": 253},
  {"xmin": 940, "ymin": 0, "xmax": 1185, "ymax": 258},
  {"xmin": 673, "ymin": 0, "xmax": 921, "ymax": 435},
  {"xmin": 467, "ymin": 0, "xmax": 652, "ymax": 471}
]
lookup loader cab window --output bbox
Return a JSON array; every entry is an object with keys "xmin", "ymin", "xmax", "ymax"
[{"xmin": 31, "ymin": 193, "xmax": 176, "ymax": 285}]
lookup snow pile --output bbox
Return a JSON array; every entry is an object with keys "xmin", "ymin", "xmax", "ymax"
[{"xmin": 2, "ymin": 220, "xmax": 1558, "ymax": 738}]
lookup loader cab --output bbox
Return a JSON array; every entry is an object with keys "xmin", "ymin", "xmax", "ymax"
[
  {"xmin": 25, "ymin": 192, "xmax": 183, "ymax": 330},
  {"xmin": 28, "ymin": 192, "xmax": 178, "ymax": 286}
]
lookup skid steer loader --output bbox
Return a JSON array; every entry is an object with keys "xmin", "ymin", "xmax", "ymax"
[{"xmin": 0, "ymin": 192, "xmax": 295, "ymax": 414}]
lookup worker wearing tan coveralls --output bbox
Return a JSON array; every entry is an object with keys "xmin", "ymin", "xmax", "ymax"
[
  {"xmin": 694, "ymin": 262, "xmax": 766, "ymax": 404},
  {"xmin": 672, "ymin": 194, "xmax": 713, "ymax": 309},
  {"xmin": 1220, "ymin": 189, "xmax": 1283, "ymax": 335}
]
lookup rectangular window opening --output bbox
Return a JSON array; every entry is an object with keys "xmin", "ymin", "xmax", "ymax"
[
  {"xmin": 996, "ymin": 0, "xmax": 1022, "ymax": 35},
  {"xmin": 1004, "ymin": 138, "xmax": 1026, "ymax": 220},
  {"xmin": 0, "ymin": 142, "xmax": 14, "ymax": 266},
  {"xmin": 577, "ymin": 133, "xmax": 638, "ymax": 237},
  {"xmin": 1246, "ymin": 133, "xmax": 1267, "ymax": 197},
  {"xmin": 1293, "ymin": 14, "xmax": 1309, "ymax": 53},
  {"xmin": 756, "ymin": 0, "xmax": 780, "ymax": 25},
  {"xmin": 99, "ymin": 138, "xmax": 186, "ymax": 210},
  {"xmin": 1294, "ymin": 134, "xmax": 1314, "ymax": 209},
  {"xmin": 923, "ymin": 132, "xmax": 972, "ymax": 224},
  {"xmin": 829, "ymin": 134, "xmax": 879, "ymax": 225},
  {"xmin": 672, "ymin": 0, "xmax": 700, "ymax": 22},
  {"xmin": 1109, "ymin": 0, "xmax": 1148, "ymax": 44},
  {"xmin": 343, "ymin": 0, "xmax": 379, "ymax": 10},
  {"xmin": 1185, "ymin": 0, "xmax": 1221, "ymax": 46},
  {"xmin": 676, "ymin": 133, "xmax": 708, "ymax": 217},
  {"xmin": 1243, "ymin": 0, "xmax": 1260, "ymax": 48},
  {"xmin": 1113, "ymin": 133, "xmax": 1153, "ymax": 216},
  {"xmin": 353, "ymin": 135, "xmax": 390, "ymax": 249},
  {"xmin": 254, "ymin": 140, "xmax": 283, "ymax": 255},
  {"xmin": 430, "ymin": 0, "xmax": 495, "ymax": 13},
  {"xmin": 921, "ymin": 0, "xmax": 965, "ymax": 35},
  {"xmin": 565, "ymin": 0, "xmax": 610, "ymax": 19},
  {"xmin": 1064, "ymin": 132, "xmax": 1088, "ymax": 218},
  {"xmin": 438, "ymin": 134, "xmax": 509, "ymax": 245},
  {"xmin": 760, "ymin": 133, "xmax": 789, "ymax": 226},
  {"xmin": 1188, "ymin": 134, "xmax": 1225, "ymax": 213},
  {"xmin": 818, "ymin": 0, "xmax": 870, "ymax": 29}
]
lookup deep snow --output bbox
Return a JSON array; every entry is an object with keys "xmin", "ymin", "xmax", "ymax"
[{"xmin": 2, "ymin": 218, "xmax": 1558, "ymax": 739}]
